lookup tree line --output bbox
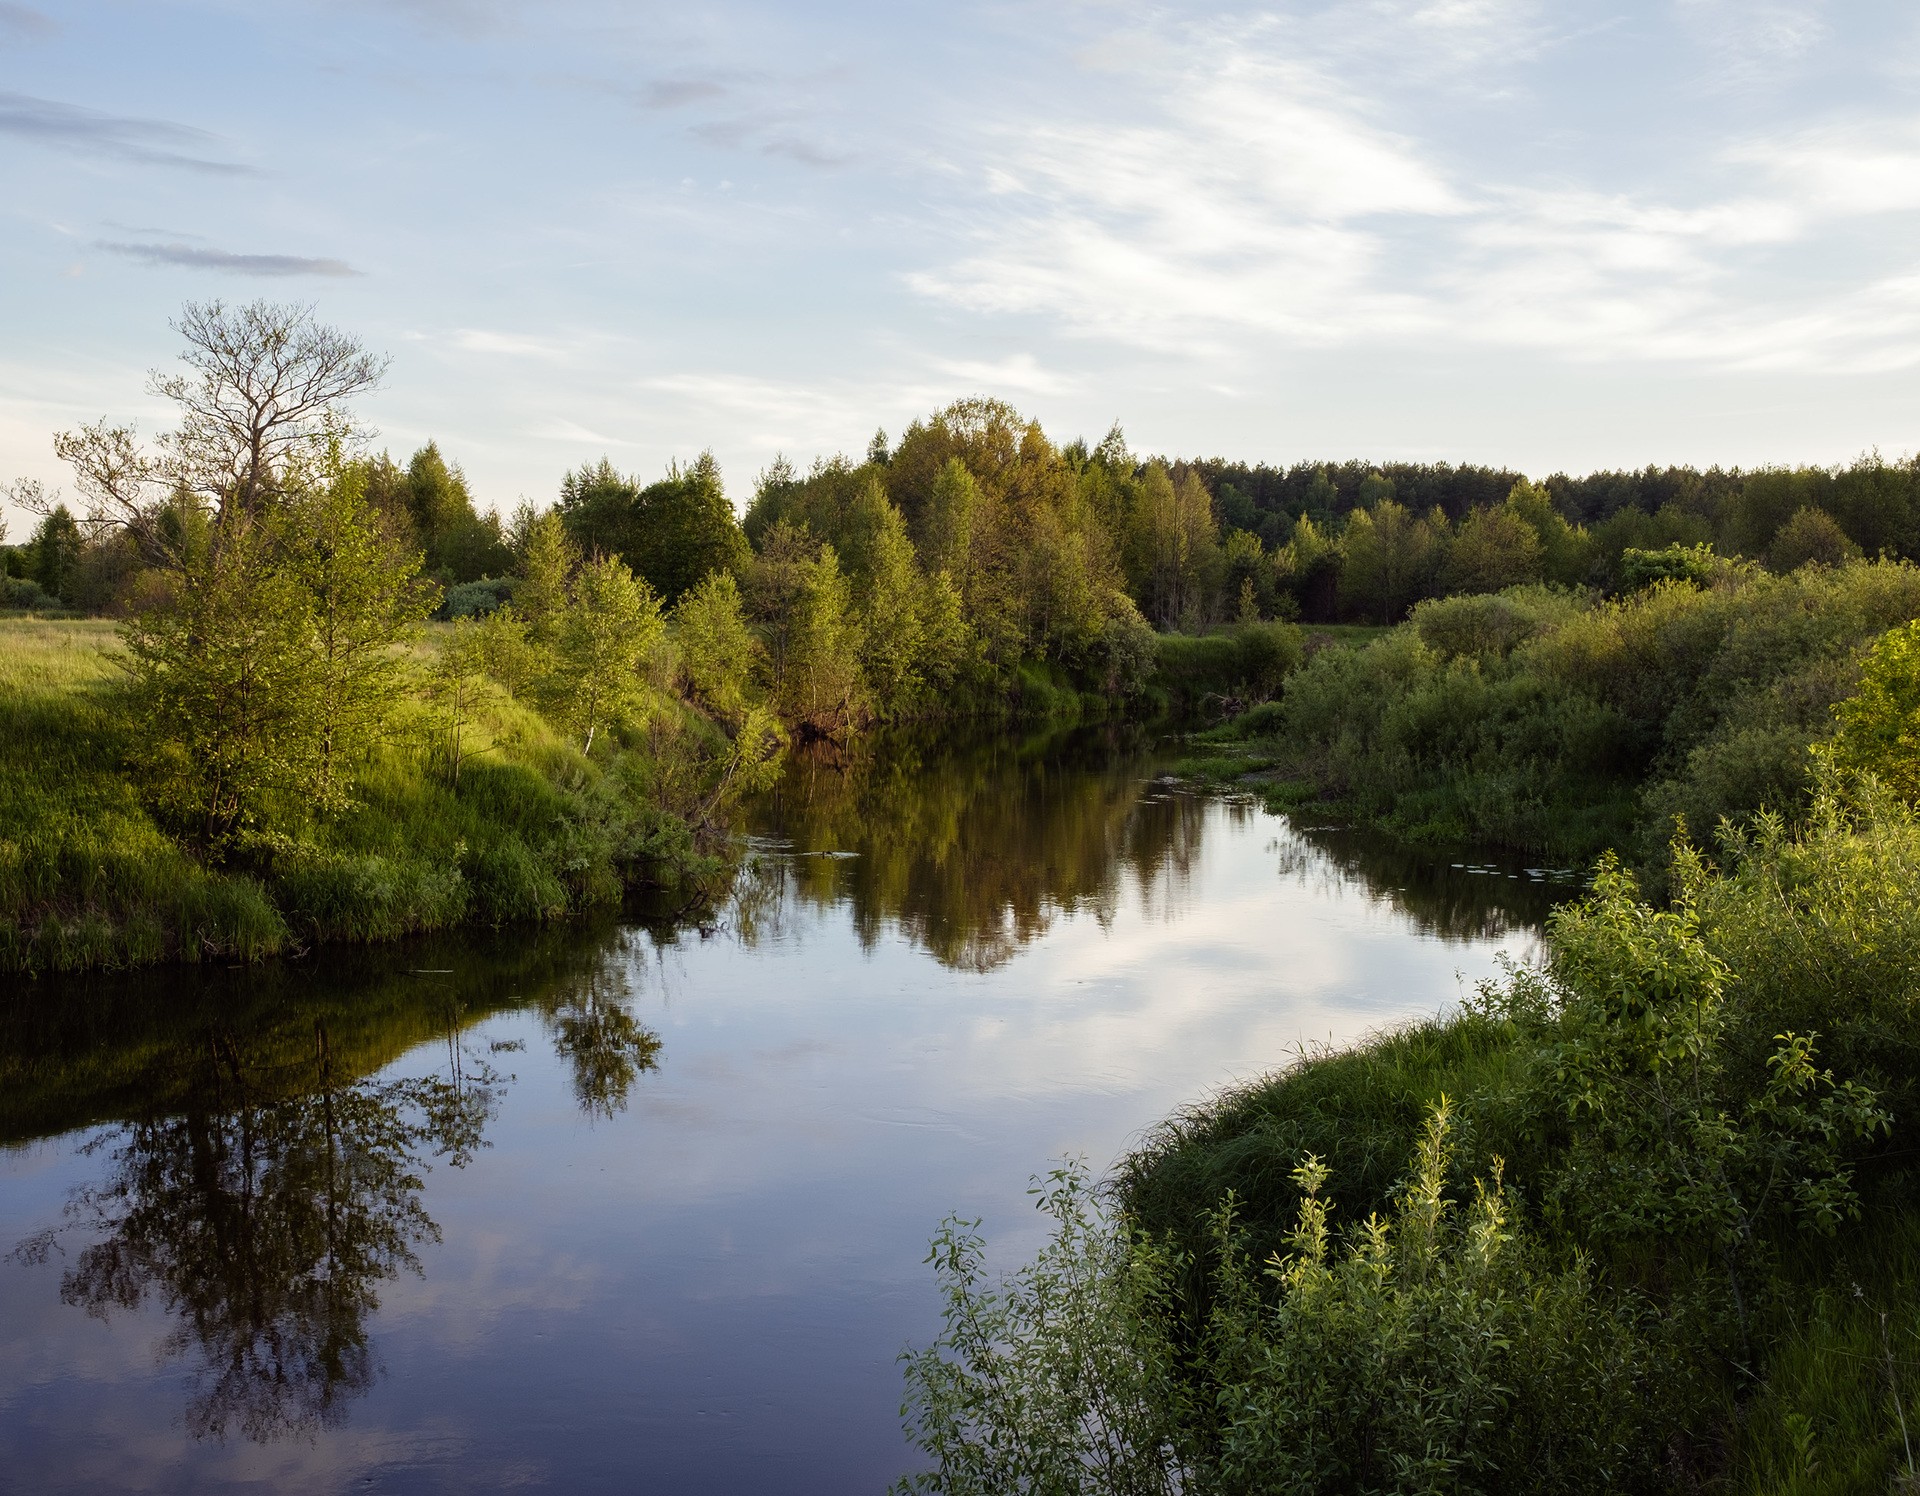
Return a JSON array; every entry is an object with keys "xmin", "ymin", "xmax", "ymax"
[{"xmin": 17, "ymin": 408, "xmax": 1912, "ymax": 644}]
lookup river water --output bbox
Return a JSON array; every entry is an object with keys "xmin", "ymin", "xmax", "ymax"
[{"xmin": 0, "ymin": 726, "xmax": 1574, "ymax": 1494}]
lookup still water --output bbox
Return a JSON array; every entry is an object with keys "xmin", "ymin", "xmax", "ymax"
[{"xmin": 0, "ymin": 728, "xmax": 1571, "ymax": 1494}]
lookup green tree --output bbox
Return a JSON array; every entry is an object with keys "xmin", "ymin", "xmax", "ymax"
[
  {"xmin": 403, "ymin": 442, "xmax": 510, "ymax": 583},
  {"xmin": 1769, "ymin": 506, "xmax": 1861, "ymax": 572},
  {"xmin": 1137, "ymin": 463, "xmax": 1221, "ymax": 628},
  {"xmin": 511, "ymin": 509, "xmax": 577, "ymax": 650},
  {"xmin": 672, "ymin": 568, "xmax": 759, "ymax": 724},
  {"xmin": 1824, "ymin": 619, "xmax": 1920, "ymax": 800},
  {"xmin": 27, "ymin": 505, "xmax": 83, "ymax": 603},
  {"xmin": 122, "ymin": 522, "xmax": 322, "ymax": 846},
  {"xmin": 1445, "ymin": 503, "xmax": 1544, "ymax": 594},
  {"xmin": 776, "ymin": 542, "xmax": 865, "ymax": 737},
  {"xmin": 558, "ymin": 451, "xmax": 749, "ymax": 604},
  {"xmin": 1506, "ymin": 478, "xmax": 1594, "ymax": 585},
  {"xmin": 920, "ymin": 457, "xmax": 980, "ymax": 582},
  {"xmin": 550, "ymin": 554, "xmax": 664, "ymax": 754},
  {"xmin": 279, "ymin": 465, "xmax": 436, "ymax": 810},
  {"xmin": 1337, "ymin": 500, "xmax": 1444, "ymax": 623},
  {"xmin": 856, "ymin": 499, "xmax": 928, "ymax": 714}
]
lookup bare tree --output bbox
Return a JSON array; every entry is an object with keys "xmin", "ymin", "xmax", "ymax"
[{"xmin": 48, "ymin": 301, "xmax": 388, "ymax": 560}]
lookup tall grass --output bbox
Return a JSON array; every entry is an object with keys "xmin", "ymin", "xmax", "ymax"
[{"xmin": 0, "ymin": 620, "xmax": 717, "ymax": 974}]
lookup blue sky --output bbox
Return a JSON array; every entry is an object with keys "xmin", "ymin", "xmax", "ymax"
[{"xmin": 4, "ymin": 0, "xmax": 1920, "ymax": 526}]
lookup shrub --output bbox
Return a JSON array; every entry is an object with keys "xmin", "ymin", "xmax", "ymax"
[{"xmin": 439, "ymin": 575, "xmax": 514, "ymax": 619}]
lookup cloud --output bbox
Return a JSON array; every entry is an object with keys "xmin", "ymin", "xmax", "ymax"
[
  {"xmin": 638, "ymin": 77, "xmax": 727, "ymax": 110},
  {"xmin": 0, "ymin": 91, "xmax": 252, "ymax": 173},
  {"xmin": 906, "ymin": 7, "xmax": 1920, "ymax": 374},
  {"xmin": 97, "ymin": 241, "xmax": 360, "ymax": 277},
  {"xmin": 0, "ymin": 4, "xmax": 55, "ymax": 41},
  {"xmin": 689, "ymin": 115, "xmax": 850, "ymax": 168}
]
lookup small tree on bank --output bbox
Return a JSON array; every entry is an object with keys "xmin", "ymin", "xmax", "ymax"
[{"xmin": 50, "ymin": 302, "xmax": 421, "ymax": 846}]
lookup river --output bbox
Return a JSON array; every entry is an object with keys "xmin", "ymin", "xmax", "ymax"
[{"xmin": 0, "ymin": 725, "xmax": 1576, "ymax": 1493}]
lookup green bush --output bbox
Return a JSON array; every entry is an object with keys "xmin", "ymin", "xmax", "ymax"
[{"xmin": 1237, "ymin": 565, "xmax": 1920, "ymax": 863}]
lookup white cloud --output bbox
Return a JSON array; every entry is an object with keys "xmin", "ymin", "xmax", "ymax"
[{"xmin": 905, "ymin": 7, "xmax": 1920, "ymax": 375}]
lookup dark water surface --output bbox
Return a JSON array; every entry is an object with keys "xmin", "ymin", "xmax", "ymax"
[{"xmin": 0, "ymin": 729, "xmax": 1573, "ymax": 1494}]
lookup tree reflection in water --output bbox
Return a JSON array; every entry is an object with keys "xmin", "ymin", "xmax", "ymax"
[
  {"xmin": 725, "ymin": 724, "xmax": 1567, "ymax": 974},
  {"xmin": 538, "ymin": 937, "xmax": 663, "ymax": 1119},
  {"xmin": 14, "ymin": 1020, "xmax": 500, "ymax": 1444}
]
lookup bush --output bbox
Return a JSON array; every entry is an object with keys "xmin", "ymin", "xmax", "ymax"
[
  {"xmin": 1619, "ymin": 543, "xmax": 1720, "ymax": 592},
  {"xmin": 439, "ymin": 575, "xmax": 514, "ymax": 619},
  {"xmin": 0, "ymin": 575, "xmax": 61, "ymax": 611}
]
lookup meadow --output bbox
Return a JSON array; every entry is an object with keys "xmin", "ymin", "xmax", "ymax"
[{"xmin": 0, "ymin": 618, "xmax": 719, "ymax": 974}]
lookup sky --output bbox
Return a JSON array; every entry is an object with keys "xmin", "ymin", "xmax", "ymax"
[{"xmin": 4, "ymin": 0, "xmax": 1920, "ymax": 528}]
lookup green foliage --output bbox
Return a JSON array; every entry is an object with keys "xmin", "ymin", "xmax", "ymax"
[
  {"xmin": 547, "ymin": 553, "xmax": 664, "ymax": 754},
  {"xmin": 1336, "ymin": 501, "xmax": 1445, "ymax": 624},
  {"xmin": 1822, "ymin": 619, "xmax": 1920, "ymax": 801},
  {"xmin": 1150, "ymin": 623, "xmax": 1303, "ymax": 711},
  {"xmin": 672, "ymin": 569, "xmax": 759, "ymax": 723},
  {"xmin": 1444, "ymin": 502, "xmax": 1543, "ymax": 594},
  {"xmin": 122, "ymin": 518, "xmax": 327, "ymax": 845},
  {"xmin": 1620, "ymin": 542, "xmax": 1720, "ymax": 592},
  {"xmin": 438, "ymin": 576, "xmax": 513, "ymax": 619},
  {"xmin": 278, "ymin": 466, "xmax": 438, "ymax": 810},
  {"xmin": 1243, "ymin": 563, "xmax": 1920, "ymax": 862},
  {"xmin": 1201, "ymin": 1106, "xmax": 1664, "ymax": 1494},
  {"xmin": 27, "ymin": 505, "xmax": 84, "ymax": 603},
  {"xmin": 557, "ymin": 451, "xmax": 749, "ymax": 604},
  {"xmin": 897, "ymin": 1163, "xmax": 1194, "ymax": 1496},
  {"xmin": 1769, "ymin": 507, "xmax": 1861, "ymax": 573}
]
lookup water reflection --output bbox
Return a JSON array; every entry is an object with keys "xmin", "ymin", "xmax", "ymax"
[
  {"xmin": 538, "ymin": 948, "xmax": 664, "ymax": 1119},
  {"xmin": 5, "ymin": 927, "xmax": 666, "ymax": 1444},
  {"xmin": 742, "ymin": 727, "xmax": 1214, "ymax": 972},
  {"xmin": 732, "ymin": 726, "xmax": 1575, "ymax": 972},
  {"xmin": 12, "ymin": 1024, "xmax": 498, "ymax": 1443},
  {"xmin": 1280, "ymin": 819, "xmax": 1579, "ymax": 942}
]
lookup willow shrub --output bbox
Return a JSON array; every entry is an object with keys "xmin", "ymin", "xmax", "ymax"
[{"xmin": 898, "ymin": 1108, "xmax": 1669, "ymax": 1496}]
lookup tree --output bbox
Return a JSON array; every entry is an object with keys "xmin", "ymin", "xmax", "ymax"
[
  {"xmin": 557, "ymin": 451, "xmax": 749, "ymax": 605},
  {"xmin": 672, "ymin": 569, "xmax": 759, "ymax": 724},
  {"xmin": 1769, "ymin": 506, "xmax": 1861, "ymax": 572},
  {"xmin": 1444, "ymin": 504, "xmax": 1543, "ymax": 594},
  {"xmin": 1823, "ymin": 619, "xmax": 1920, "ymax": 801},
  {"xmin": 1137, "ymin": 463, "xmax": 1221, "ymax": 628},
  {"xmin": 278, "ymin": 464, "xmax": 437, "ymax": 810},
  {"xmin": 54, "ymin": 301, "xmax": 387, "ymax": 556},
  {"xmin": 776, "ymin": 542, "xmax": 865, "ymax": 737},
  {"xmin": 1337, "ymin": 500, "xmax": 1444, "ymax": 623},
  {"xmin": 856, "ymin": 499, "xmax": 928, "ymax": 714},
  {"xmin": 920, "ymin": 458, "xmax": 980, "ymax": 583},
  {"xmin": 121, "ymin": 520, "xmax": 322, "ymax": 845},
  {"xmin": 46, "ymin": 304, "xmax": 426, "ymax": 841},
  {"xmin": 26, "ymin": 505, "xmax": 82, "ymax": 603},
  {"xmin": 512, "ymin": 509, "xmax": 577, "ymax": 649},
  {"xmin": 550, "ymin": 554, "xmax": 664, "ymax": 755},
  {"xmin": 403, "ymin": 442, "xmax": 510, "ymax": 582},
  {"xmin": 1504, "ymin": 479, "xmax": 1593, "ymax": 585}
]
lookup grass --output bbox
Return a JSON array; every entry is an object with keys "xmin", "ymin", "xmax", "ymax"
[{"xmin": 0, "ymin": 618, "xmax": 719, "ymax": 975}]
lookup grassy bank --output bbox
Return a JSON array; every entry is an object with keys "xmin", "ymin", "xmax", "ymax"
[
  {"xmin": 0, "ymin": 618, "xmax": 723, "ymax": 975},
  {"xmin": 1178, "ymin": 564, "xmax": 1920, "ymax": 870}
]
